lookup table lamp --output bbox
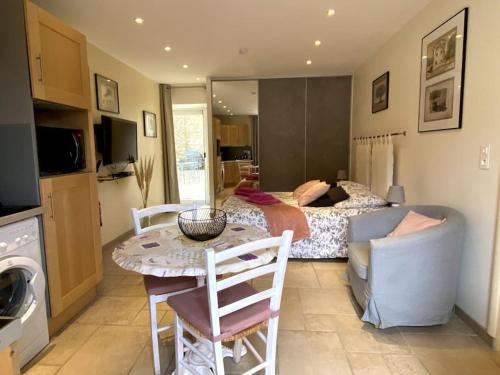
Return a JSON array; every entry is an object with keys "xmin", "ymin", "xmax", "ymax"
[{"xmin": 387, "ymin": 185, "xmax": 405, "ymax": 206}]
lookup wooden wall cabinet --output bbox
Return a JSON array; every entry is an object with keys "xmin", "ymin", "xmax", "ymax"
[
  {"xmin": 25, "ymin": 1, "xmax": 91, "ymax": 109},
  {"xmin": 39, "ymin": 173, "xmax": 102, "ymax": 317},
  {"xmin": 220, "ymin": 124, "xmax": 250, "ymax": 146}
]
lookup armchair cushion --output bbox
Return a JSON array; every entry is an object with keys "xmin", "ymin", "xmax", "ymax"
[
  {"xmin": 348, "ymin": 242, "xmax": 370, "ymax": 280},
  {"xmin": 387, "ymin": 210, "xmax": 443, "ymax": 237}
]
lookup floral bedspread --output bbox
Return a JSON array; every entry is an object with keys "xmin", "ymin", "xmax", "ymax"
[{"xmin": 222, "ymin": 186, "xmax": 383, "ymax": 258}]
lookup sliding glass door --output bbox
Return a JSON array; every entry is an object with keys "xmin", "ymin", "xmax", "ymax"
[{"xmin": 172, "ymin": 106, "xmax": 209, "ymax": 204}]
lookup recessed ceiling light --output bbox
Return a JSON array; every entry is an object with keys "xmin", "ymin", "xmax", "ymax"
[
  {"xmin": 227, "ymin": 109, "xmax": 230, "ymax": 113},
  {"xmin": 456, "ymin": 34, "xmax": 463, "ymax": 39},
  {"xmin": 422, "ymin": 55, "xmax": 427, "ymax": 60},
  {"xmin": 182, "ymin": 64, "xmax": 189, "ymax": 69},
  {"xmin": 134, "ymin": 17, "xmax": 144, "ymax": 24},
  {"xmin": 218, "ymin": 100, "xmax": 222, "ymax": 104},
  {"xmin": 212, "ymin": 94, "xmax": 216, "ymax": 98},
  {"xmin": 164, "ymin": 46, "xmax": 172, "ymax": 52},
  {"xmin": 230, "ymin": 113, "xmax": 234, "ymax": 116},
  {"xmin": 223, "ymin": 105, "xmax": 227, "ymax": 108},
  {"xmin": 314, "ymin": 40, "xmax": 322, "ymax": 46},
  {"xmin": 306, "ymin": 60, "xmax": 312, "ymax": 65},
  {"xmin": 196, "ymin": 77, "xmax": 201, "ymax": 81},
  {"xmin": 327, "ymin": 9, "xmax": 335, "ymax": 17}
]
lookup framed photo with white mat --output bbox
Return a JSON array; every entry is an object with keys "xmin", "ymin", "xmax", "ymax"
[{"xmin": 418, "ymin": 8, "xmax": 468, "ymax": 132}]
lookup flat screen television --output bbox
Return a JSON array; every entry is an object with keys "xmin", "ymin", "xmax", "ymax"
[{"xmin": 95, "ymin": 115, "xmax": 138, "ymax": 165}]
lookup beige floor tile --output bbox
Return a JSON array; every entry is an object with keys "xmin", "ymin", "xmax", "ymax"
[
  {"xmin": 39, "ymin": 323, "xmax": 99, "ymax": 366},
  {"xmin": 158, "ymin": 311, "xmax": 176, "ymax": 340},
  {"xmin": 97, "ymin": 275, "xmax": 125, "ymax": 296},
  {"xmin": 416, "ymin": 349, "xmax": 500, "ymax": 375},
  {"xmin": 279, "ymin": 329, "xmax": 351, "ymax": 374},
  {"xmin": 129, "ymin": 342, "xmax": 174, "ymax": 375},
  {"xmin": 131, "ymin": 309, "xmax": 167, "ymax": 327},
  {"xmin": 347, "ymin": 353, "xmax": 391, "ymax": 375},
  {"xmin": 57, "ymin": 325, "xmax": 149, "ymax": 375},
  {"xmin": 399, "ymin": 314, "xmax": 476, "ymax": 336},
  {"xmin": 339, "ymin": 328, "xmax": 410, "ymax": 354},
  {"xmin": 383, "ymin": 354, "xmax": 429, "ymax": 375},
  {"xmin": 299, "ymin": 287, "xmax": 359, "ymax": 315},
  {"xmin": 315, "ymin": 268, "xmax": 349, "ymax": 289},
  {"xmin": 23, "ymin": 364, "xmax": 60, "ymax": 375},
  {"xmin": 99, "ymin": 283, "xmax": 147, "ymax": 297},
  {"xmin": 279, "ymin": 288, "xmax": 305, "ymax": 330},
  {"xmin": 77, "ymin": 296, "xmax": 146, "ymax": 325},
  {"xmin": 120, "ymin": 274, "xmax": 144, "ymax": 285},
  {"xmin": 402, "ymin": 333, "xmax": 482, "ymax": 354},
  {"xmin": 304, "ymin": 314, "xmax": 366, "ymax": 332},
  {"xmin": 252, "ymin": 274, "xmax": 273, "ymax": 291},
  {"xmin": 284, "ymin": 261, "xmax": 321, "ymax": 288},
  {"xmin": 142, "ymin": 300, "xmax": 171, "ymax": 312},
  {"xmin": 311, "ymin": 260, "xmax": 348, "ymax": 271}
]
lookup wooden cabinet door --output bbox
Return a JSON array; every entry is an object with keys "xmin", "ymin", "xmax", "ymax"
[
  {"xmin": 40, "ymin": 173, "xmax": 102, "ymax": 317},
  {"xmin": 25, "ymin": 1, "xmax": 90, "ymax": 109},
  {"xmin": 230, "ymin": 125, "xmax": 239, "ymax": 146},
  {"xmin": 220, "ymin": 125, "xmax": 231, "ymax": 146},
  {"xmin": 238, "ymin": 124, "xmax": 249, "ymax": 146}
]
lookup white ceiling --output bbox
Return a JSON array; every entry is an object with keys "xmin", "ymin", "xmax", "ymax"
[
  {"xmin": 212, "ymin": 81, "xmax": 258, "ymax": 116},
  {"xmin": 34, "ymin": 0, "xmax": 431, "ymax": 85}
]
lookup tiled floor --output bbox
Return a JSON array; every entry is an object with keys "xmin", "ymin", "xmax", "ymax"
[{"xmin": 24, "ymin": 233, "xmax": 500, "ymax": 374}]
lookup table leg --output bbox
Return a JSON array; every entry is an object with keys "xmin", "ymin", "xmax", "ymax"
[
  {"xmin": 196, "ymin": 276, "xmax": 205, "ymax": 287},
  {"xmin": 233, "ymin": 339, "xmax": 243, "ymax": 363}
]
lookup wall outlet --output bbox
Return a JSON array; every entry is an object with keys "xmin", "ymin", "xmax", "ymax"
[{"xmin": 479, "ymin": 144, "xmax": 491, "ymax": 170}]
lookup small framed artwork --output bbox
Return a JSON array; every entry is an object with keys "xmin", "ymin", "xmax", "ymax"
[
  {"xmin": 95, "ymin": 74, "xmax": 119, "ymax": 113},
  {"xmin": 143, "ymin": 111, "xmax": 157, "ymax": 138},
  {"xmin": 372, "ymin": 72, "xmax": 389, "ymax": 113},
  {"xmin": 418, "ymin": 8, "xmax": 468, "ymax": 132}
]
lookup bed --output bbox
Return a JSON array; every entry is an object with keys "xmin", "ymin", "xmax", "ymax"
[{"xmin": 222, "ymin": 181, "xmax": 388, "ymax": 258}]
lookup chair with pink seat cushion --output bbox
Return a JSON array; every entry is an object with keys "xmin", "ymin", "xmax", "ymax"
[
  {"xmin": 131, "ymin": 204, "xmax": 199, "ymax": 375},
  {"xmin": 169, "ymin": 230, "xmax": 293, "ymax": 375}
]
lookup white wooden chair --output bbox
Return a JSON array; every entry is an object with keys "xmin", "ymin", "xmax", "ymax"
[
  {"xmin": 130, "ymin": 204, "xmax": 199, "ymax": 375},
  {"xmin": 168, "ymin": 230, "xmax": 293, "ymax": 375}
]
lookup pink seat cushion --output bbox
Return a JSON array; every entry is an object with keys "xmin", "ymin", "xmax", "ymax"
[
  {"xmin": 143, "ymin": 275, "xmax": 198, "ymax": 296},
  {"xmin": 168, "ymin": 282, "xmax": 275, "ymax": 342},
  {"xmin": 387, "ymin": 210, "xmax": 444, "ymax": 237}
]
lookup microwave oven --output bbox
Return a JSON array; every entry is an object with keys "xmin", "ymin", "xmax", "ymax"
[{"xmin": 36, "ymin": 126, "xmax": 86, "ymax": 176}]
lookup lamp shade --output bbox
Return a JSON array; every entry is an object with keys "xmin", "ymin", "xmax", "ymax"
[
  {"xmin": 336, "ymin": 169, "xmax": 347, "ymax": 180},
  {"xmin": 387, "ymin": 185, "xmax": 405, "ymax": 204}
]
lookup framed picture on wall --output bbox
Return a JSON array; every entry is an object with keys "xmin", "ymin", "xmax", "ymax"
[
  {"xmin": 95, "ymin": 74, "xmax": 120, "ymax": 113},
  {"xmin": 418, "ymin": 8, "xmax": 468, "ymax": 132},
  {"xmin": 372, "ymin": 72, "xmax": 389, "ymax": 113},
  {"xmin": 143, "ymin": 111, "xmax": 157, "ymax": 138}
]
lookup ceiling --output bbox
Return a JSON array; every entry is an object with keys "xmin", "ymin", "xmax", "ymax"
[
  {"xmin": 34, "ymin": 0, "xmax": 431, "ymax": 85},
  {"xmin": 212, "ymin": 81, "xmax": 258, "ymax": 116}
]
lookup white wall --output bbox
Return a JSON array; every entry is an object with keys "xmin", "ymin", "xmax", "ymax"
[
  {"xmin": 87, "ymin": 43, "xmax": 165, "ymax": 244},
  {"xmin": 352, "ymin": 0, "xmax": 500, "ymax": 331},
  {"xmin": 171, "ymin": 87, "xmax": 207, "ymax": 105}
]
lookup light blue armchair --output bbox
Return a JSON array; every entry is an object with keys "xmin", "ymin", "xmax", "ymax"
[{"xmin": 346, "ymin": 206, "xmax": 465, "ymax": 329}]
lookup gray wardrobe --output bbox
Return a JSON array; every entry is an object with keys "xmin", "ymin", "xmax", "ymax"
[{"xmin": 259, "ymin": 76, "xmax": 351, "ymax": 191}]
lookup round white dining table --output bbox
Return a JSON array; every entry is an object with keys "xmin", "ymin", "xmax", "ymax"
[
  {"xmin": 112, "ymin": 223, "xmax": 275, "ymax": 375},
  {"xmin": 112, "ymin": 223, "xmax": 275, "ymax": 280}
]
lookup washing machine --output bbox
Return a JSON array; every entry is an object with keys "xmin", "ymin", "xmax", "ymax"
[{"xmin": 0, "ymin": 217, "xmax": 49, "ymax": 367}]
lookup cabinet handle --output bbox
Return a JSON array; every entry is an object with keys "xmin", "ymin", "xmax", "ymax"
[
  {"xmin": 48, "ymin": 193, "xmax": 55, "ymax": 220},
  {"xmin": 36, "ymin": 54, "xmax": 44, "ymax": 82}
]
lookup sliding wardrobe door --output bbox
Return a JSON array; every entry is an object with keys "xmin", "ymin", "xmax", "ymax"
[
  {"xmin": 259, "ymin": 78, "xmax": 306, "ymax": 191},
  {"xmin": 306, "ymin": 76, "xmax": 351, "ymax": 183}
]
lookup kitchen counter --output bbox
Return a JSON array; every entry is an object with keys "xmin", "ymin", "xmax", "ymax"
[{"xmin": 0, "ymin": 206, "xmax": 44, "ymax": 227}]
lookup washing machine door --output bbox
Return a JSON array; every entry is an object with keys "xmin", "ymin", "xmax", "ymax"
[{"xmin": 0, "ymin": 256, "xmax": 45, "ymax": 324}]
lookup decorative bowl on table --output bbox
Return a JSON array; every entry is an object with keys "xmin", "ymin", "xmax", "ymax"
[{"xmin": 178, "ymin": 208, "xmax": 227, "ymax": 241}]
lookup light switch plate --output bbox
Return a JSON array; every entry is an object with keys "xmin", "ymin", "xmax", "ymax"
[{"xmin": 479, "ymin": 144, "xmax": 491, "ymax": 170}]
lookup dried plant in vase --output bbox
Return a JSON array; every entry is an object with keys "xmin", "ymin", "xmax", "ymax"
[{"xmin": 133, "ymin": 156, "xmax": 155, "ymax": 226}]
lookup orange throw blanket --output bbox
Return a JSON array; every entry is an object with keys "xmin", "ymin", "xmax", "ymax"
[{"xmin": 254, "ymin": 202, "xmax": 310, "ymax": 242}]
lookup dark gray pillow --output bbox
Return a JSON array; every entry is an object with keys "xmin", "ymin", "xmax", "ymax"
[{"xmin": 306, "ymin": 186, "xmax": 350, "ymax": 207}]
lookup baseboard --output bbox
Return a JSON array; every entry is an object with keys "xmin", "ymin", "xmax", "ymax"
[{"xmin": 454, "ymin": 305, "xmax": 495, "ymax": 348}]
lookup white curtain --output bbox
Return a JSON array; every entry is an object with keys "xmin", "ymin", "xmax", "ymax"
[
  {"xmin": 353, "ymin": 139, "xmax": 372, "ymax": 187},
  {"xmin": 370, "ymin": 135, "xmax": 394, "ymax": 198}
]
